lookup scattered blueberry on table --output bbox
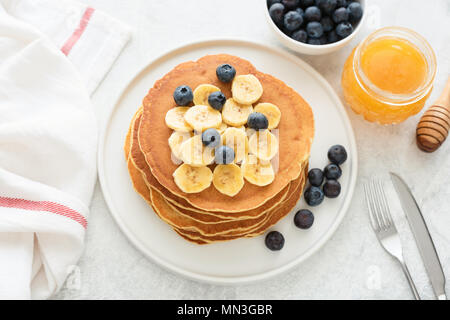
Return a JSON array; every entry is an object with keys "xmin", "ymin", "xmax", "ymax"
[
  {"xmin": 304, "ymin": 145, "xmax": 347, "ymax": 206},
  {"xmin": 267, "ymin": 0, "xmax": 363, "ymax": 45},
  {"xmin": 328, "ymin": 144, "xmax": 348, "ymax": 165},
  {"xmin": 323, "ymin": 179, "xmax": 341, "ymax": 198},
  {"xmin": 304, "ymin": 186, "xmax": 325, "ymax": 206},
  {"xmin": 324, "ymin": 163, "xmax": 342, "ymax": 180},
  {"xmin": 265, "ymin": 231, "xmax": 285, "ymax": 251},
  {"xmin": 294, "ymin": 209, "xmax": 315, "ymax": 229},
  {"xmin": 308, "ymin": 168, "xmax": 324, "ymax": 186}
]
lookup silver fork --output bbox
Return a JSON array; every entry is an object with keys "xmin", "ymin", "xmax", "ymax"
[{"xmin": 364, "ymin": 179, "xmax": 421, "ymax": 300}]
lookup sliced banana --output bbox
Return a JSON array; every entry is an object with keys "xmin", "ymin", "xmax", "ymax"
[
  {"xmin": 165, "ymin": 107, "xmax": 192, "ymax": 132},
  {"xmin": 213, "ymin": 164, "xmax": 244, "ymax": 197},
  {"xmin": 246, "ymin": 127, "xmax": 256, "ymax": 138},
  {"xmin": 222, "ymin": 98, "xmax": 253, "ymax": 127},
  {"xmin": 184, "ymin": 105, "xmax": 222, "ymax": 132},
  {"xmin": 241, "ymin": 154, "xmax": 275, "ymax": 187},
  {"xmin": 254, "ymin": 103, "xmax": 281, "ymax": 129},
  {"xmin": 221, "ymin": 127, "xmax": 249, "ymax": 163},
  {"xmin": 173, "ymin": 164, "xmax": 213, "ymax": 193},
  {"xmin": 216, "ymin": 122, "xmax": 228, "ymax": 134},
  {"xmin": 249, "ymin": 130, "xmax": 279, "ymax": 161},
  {"xmin": 193, "ymin": 84, "xmax": 220, "ymax": 106},
  {"xmin": 179, "ymin": 135, "xmax": 215, "ymax": 167},
  {"xmin": 231, "ymin": 74, "xmax": 263, "ymax": 105},
  {"xmin": 168, "ymin": 131, "xmax": 193, "ymax": 159}
]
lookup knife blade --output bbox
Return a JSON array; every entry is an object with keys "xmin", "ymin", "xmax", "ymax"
[{"xmin": 390, "ymin": 172, "xmax": 447, "ymax": 300}]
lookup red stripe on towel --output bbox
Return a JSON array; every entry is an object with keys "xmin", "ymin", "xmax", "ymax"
[
  {"xmin": 61, "ymin": 7, "xmax": 95, "ymax": 56},
  {"xmin": 0, "ymin": 197, "xmax": 87, "ymax": 229}
]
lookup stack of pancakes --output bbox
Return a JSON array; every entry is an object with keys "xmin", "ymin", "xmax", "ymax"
[{"xmin": 124, "ymin": 54, "xmax": 314, "ymax": 244}]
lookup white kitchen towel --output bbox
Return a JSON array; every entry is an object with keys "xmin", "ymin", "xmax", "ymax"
[
  {"xmin": 4, "ymin": 0, "xmax": 132, "ymax": 94},
  {"xmin": 0, "ymin": 0, "xmax": 130, "ymax": 299}
]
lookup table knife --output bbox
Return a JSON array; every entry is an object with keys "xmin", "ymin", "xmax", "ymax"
[{"xmin": 390, "ymin": 172, "xmax": 447, "ymax": 300}]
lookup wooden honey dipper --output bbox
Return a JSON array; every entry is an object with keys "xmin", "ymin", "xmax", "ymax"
[{"xmin": 416, "ymin": 76, "xmax": 450, "ymax": 152}]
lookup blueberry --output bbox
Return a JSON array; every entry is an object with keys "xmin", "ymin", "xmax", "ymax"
[
  {"xmin": 173, "ymin": 85, "xmax": 193, "ymax": 106},
  {"xmin": 216, "ymin": 64, "xmax": 236, "ymax": 83},
  {"xmin": 201, "ymin": 128, "xmax": 221, "ymax": 148},
  {"xmin": 267, "ymin": 0, "xmax": 281, "ymax": 7},
  {"xmin": 336, "ymin": 21, "xmax": 353, "ymax": 38},
  {"xmin": 265, "ymin": 231, "xmax": 285, "ymax": 251},
  {"xmin": 304, "ymin": 186, "xmax": 324, "ymax": 206},
  {"xmin": 282, "ymin": 0, "xmax": 300, "ymax": 10},
  {"xmin": 348, "ymin": 2, "xmax": 363, "ymax": 23},
  {"xmin": 332, "ymin": 7, "xmax": 349, "ymax": 23},
  {"xmin": 299, "ymin": 0, "xmax": 315, "ymax": 7},
  {"xmin": 304, "ymin": 6, "xmax": 321, "ymax": 21},
  {"xmin": 294, "ymin": 209, "xmax": 314, "ymax": 229},
  {"xmin": 295, "ymin": 7, "xmax": 305, "ymax": 18},
  {"xmin": 307, "ymin": 38, "xmax": 322, "ymax": 45},
  {"xmin": 208, "ymin": 91, "xmax": 226, "ymax": 111},
  {"xmin": 336, "ymin": 0, "xmax": 348, "ymax": 7},
  {"xmin": 328, "ymin": 144, "xmax": 347, "ymax": 165},
  {"xmin": 324, "ymin": 163, "xmax": 342, "ymax": 180},
  {"xmin": 215, "ymin": 145, "xmax": 235, "ymax": 165},
  {"xmin": 320, "ymin": 16, "xmax": 334, "ymax": 32},
  {"xmin": 308, "ymin": 168, "xmax": 324, "ymax": 186},
  {"xmin": 306, "ymin": 21, "xmax": 323, "ymax": 38},
  {"xmin": 247, "ymin": 112, "xmax": 269, "ymax": 130},
  {"xmin": 284, "ymin": 11, "xmax": 304, "ymax": 31},
  {"xmin": 269, "ymin": 3, "xmax": 285, "ymax": 26},
  {"xmin": 327, "ymin": 30, "xmax": 340, "ymax": 43},
  {"xmin": 291, "ymin": 29, "xmax": 308, "ymax": 43},
  {"xmin": 323, "ymin": 180, "xmax": 341, "ymax": 198},
  {"xmin": 316, "ymin": 0, "xmax": 337, "ymax": 15}
]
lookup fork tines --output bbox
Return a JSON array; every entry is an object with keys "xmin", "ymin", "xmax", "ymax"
[{"xmin": 364, "ymin": 179, "xmax": 394, "ymax": 232}]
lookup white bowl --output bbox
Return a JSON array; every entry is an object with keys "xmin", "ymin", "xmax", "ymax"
[{"xmin": 264, "ymin": 0, "xmax": 366, "ymax": 55}]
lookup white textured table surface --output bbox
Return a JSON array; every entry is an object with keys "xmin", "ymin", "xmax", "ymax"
[{"xmin": 55, "ymin": 0, "xmax": 450, "ymax": 300}]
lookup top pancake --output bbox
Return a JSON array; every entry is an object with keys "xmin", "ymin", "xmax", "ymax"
[{"xmin": 139, "ymin": 54, "xmax": 314, "ymax": 212}]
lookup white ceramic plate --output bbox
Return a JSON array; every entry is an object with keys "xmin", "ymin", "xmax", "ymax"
[{"xmin": 98, "ymin": 39, "xmax": 357, "ymax": 285}]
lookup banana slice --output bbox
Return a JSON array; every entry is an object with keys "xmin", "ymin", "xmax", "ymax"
[
  {"xmin": 168, "ymin": 131, "xmax": 193, "ymax": 159},
  {"xmin": 222, "ymin": 98, "xmax": 253, "ymax": 127},
  {"xmin": 173, "ymin": 164, "xmax": 213, "ymax": 193},
  {"xmin": 221, "ymin": 127, "xmax": 249, "ymax": 163},
  {"xmin": 193, "ymin": 84, "xmax": 220, "ymax": 106},
  {"xmin": 249, "ymin": 130, "xmax": 279, "ymax": 161},
  {"xmin": 165, "ymin": 107, "xmax": 192, "ymax": 132},
  {"xmin": 231, "ymin": 74, "xmax": 263, "ymax": 105},
  {"xmin": 246, "ymin": 127, "xmax": 256, "ymax": 138},
  {"xmin": 216, "ymin": 122, "xmax": 228, "ymax": 134},
  {"xmin": 213, "ymin": 164, "xmax": 244, "ymax": 197},
  {"xmin": 254, "ymin": 103, "xmax": 281, "ymax": 129},
  {"xmin": 184, "ymin": 105, "xmax": 222, "ymax": 132},
  {"xmin": 179, "ymin": 135, "xmax": 215, "ymax": 167},
  {"xmin": 241, "ymin": 154, "xmax": 275, "ymax": 186}
]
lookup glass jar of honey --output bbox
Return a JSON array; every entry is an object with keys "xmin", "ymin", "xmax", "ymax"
[{"xmin": 342, "ymin": 27, "xmax": 436, "ymax": 124}]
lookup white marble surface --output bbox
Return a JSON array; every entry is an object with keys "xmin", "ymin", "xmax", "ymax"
[{"xmin": 54, "ymin": 0, "xmax": 450, "ymax": 299}]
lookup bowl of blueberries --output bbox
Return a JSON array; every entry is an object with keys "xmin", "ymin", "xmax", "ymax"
[{"xmin": 265, "ymin": 0, "xmax": 365, "ymax": 55}]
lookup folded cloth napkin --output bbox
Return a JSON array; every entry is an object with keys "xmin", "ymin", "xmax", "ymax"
[{"xmin": 0, "ymin": 0, "xmax": 131, "ymax": 299}]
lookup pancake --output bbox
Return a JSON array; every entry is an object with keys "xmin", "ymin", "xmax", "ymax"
[
  {"xmin": 130, "ymin": 111, "xmax": 292, "ymax": 221},
  {"xmin": 139, "ymin": 54, "xmax": 314, "ymax": 212},
  {"xmin": 175, "ymin": 170, "xmax": 306, "ymax": 244},
  {"xmin": 125, "ymin": 114, "xmax": 308, "ymax": 243}
]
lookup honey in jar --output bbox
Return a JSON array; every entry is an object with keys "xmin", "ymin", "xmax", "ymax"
[{"xmin": 342, "ymin": 27, "xmax": 436, "ymax": 124}]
